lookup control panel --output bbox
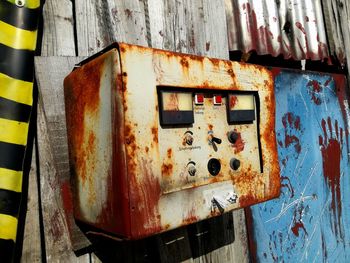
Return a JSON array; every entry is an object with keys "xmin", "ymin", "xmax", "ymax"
[
  {"xmin": 64, "ymin": 42, "xmax": 280, "ymax": 240},
  {"xmin": 158, "ymin": 90, "xmax": 261, "ymax": 194}
]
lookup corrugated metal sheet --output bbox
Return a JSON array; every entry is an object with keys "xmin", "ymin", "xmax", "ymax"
[
  {"xmin": 226, "ymin": 0, "xmax": 330, "ymax": 61},
  {"xmin": 247, "ymin": 69, "xmax": 350, "ymax": 262}
]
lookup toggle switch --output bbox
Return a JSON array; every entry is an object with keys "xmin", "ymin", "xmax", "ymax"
[
  {"xmin": 186, "ymin": 161, "xmax": 196, "ymax": 176},
  {"xmin": 184, "ymin": 131, "xmax": 194, "ymax": 145},
  {"xmin": 211, "ymin": 137, "xmax": 222, "ymax": 144},
  {"xmin": 208, "ymin": 131, "xmax": 221, "ymax": 152},
  {"xmin": 188, "ymin": 165, "xmax": 196, "ymax": 176}
]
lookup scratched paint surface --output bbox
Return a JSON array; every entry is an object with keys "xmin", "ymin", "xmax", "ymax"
[{"xmin": 248, "ymin": 69, "xmax": 350, "ymax": 262}]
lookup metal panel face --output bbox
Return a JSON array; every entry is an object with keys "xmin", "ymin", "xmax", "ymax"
[
  {"xmin": 64, "ymin": 43, "xmax": 281, "ymax": 239},
  {"xmin": 247, "ymin": 69, "xmax": 350, "ymax": 262},
  {"xmin": 159, "ymin": 93, "xmax": 261, "ymax": 194}
]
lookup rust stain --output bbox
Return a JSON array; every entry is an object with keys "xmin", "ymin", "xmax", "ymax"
[
  {"xmin": 161, "ymin": 147, "xmax": 173, "ymax": 177},
  {"xmin": 295, "ymin": 22, "xmax": 306, "ymax": 34},
  {"xmin": 130, "ymin": 159, "xmax": 162, "ymax": 238},
  {"xmin": 64, "ymin": 53, "xmax": 107, "ymax": 205},
  {"xmin": 182, "ymin": 207, "xmax": 199, "ymax": 225},
  {"xmin": 229, "ymin": 95, "xmax": 238, "ymax": 109},
  {"xmin": 208, "ymin": 58, "xmax": 220, "ymax": 68},
  {"xmin": 281, "ymin": 176, "xmax": 294, "ymax": 198},
  {"xmin": 291, "ymin": 203, "xmax": 307, "ymax": 237},
  {"xmin": 167, "ymin": 148, "xmax": 172, "ymax": 158},
  {"xmin": 205, "ymin": 41, "xmax": 210, "ymax": 51},
  {"xmin": 307, "ymin": 79, "xmax": 323, "ymax": 105},
  {"xmin": 151, "ymin": 126, "xmax": 158, "ymax": 144},
  {"xmin": 232, "ymin": 130, "xmax": 245, "ymax": 154},
  {"xmin": 319, "ymin": 117, "xmax": 344, "ymax": 239},
  {"xmin": 145, "ymin": 146, "xmax": 149, "ymax": 153},
  {"xmin": 124, "ymin": 9, "xmax": 132, "ymax": 18},
  {"xmin": 49, "ymin": 210, "xmax": 63, "ymax": 242},
  {"xmin": 64, "ymin": 54, "xmax": 103, "ymax": 147},
  {"xmin": 281, "ymin": 112, "xmax": 302, "ymax": 153},
  {"xmin": 239, "ymin": 193, "xmax": 260, "ymax": 207},
  {"xmin": 291, "ymin": 222, "xmax": 307, "ymax": 237},
  {"xmin": 227, "ymin": 68, "xmax": 235, "ymax": 79},
  {"xmin": 259, "ymin": 79, "xmax": 280, "ymax": 198},
  {"xmin": 333, "ymin": 74, "xmax": 350, "ymax": 153},
  {"xmin": 162, "ymin": 161, "xmax": 173, "ymax": 176},
  {"xmin": 60, "ymin": 181, "xmax": 74, "ymax": 229},
  {"xmin": 180, "ymin": 57, "xmax": 189, "ymax": 68}
]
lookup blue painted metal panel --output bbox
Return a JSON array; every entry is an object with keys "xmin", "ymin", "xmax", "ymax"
[{"xmin": 247, "ymin": 69, "xmax": 350, "ymax": 262}]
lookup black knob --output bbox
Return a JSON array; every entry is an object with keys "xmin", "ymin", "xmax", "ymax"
[
  {"xmin": 211, "ymin": 137, "xmax": 222, "ymax": 144},
  {"xmin": 230, "ymin": 158, "xmax": 240, "ymax": 170},
  {"xmin": 228, "ymin": 131, "xmax": 239, "ymax": 144},
  {"xmin": 208, "ymin": 158, "xmax": 221, "ymax": 176}
]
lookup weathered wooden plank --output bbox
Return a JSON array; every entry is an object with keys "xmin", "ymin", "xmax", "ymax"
[
  {"xmin": 41, "ymin": 0, "xmax": 76, "ymax": 56},
  {"xmin": 323, "ymin": 0, "xmax": 350, "ymax": 81},
  {"xmin": 35, "ymin": 57, "xmax": 91, "ymax": 258},
  {"xmin": 148, "ymin": 0, "xmax": 229, "ymax": 59},
  {"xmin": 36, "ymin": 101, "xmax": 90, "ymax": 262},
  {"xmin": 35, "ymin": 57, "xmax": 86, "ymax": 186},
  {"xmin": 75, "ymin": 0, "xmax": 148, "ymax": 56},
  {"xmin": 323, "ymin": 0, "xmax": 346, "ymax": 64},
  {"xmin": 336, "ymin": 0, "xmax": 350, "ymax": 79},
  {"xmin": 21, "ymin": 144, "xmax": 41, "ymax": 263}
]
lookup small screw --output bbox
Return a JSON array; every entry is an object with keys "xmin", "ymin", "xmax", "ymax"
[{"xmin": 16, "ymin": 0, "xmax": 25, "ymax": 7}]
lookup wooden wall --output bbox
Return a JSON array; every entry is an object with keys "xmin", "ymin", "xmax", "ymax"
[
  {"xmin": 22, "ymin": 0, "xmax": 250, "ymax": 262},
  {"xmin": 18, "ymin": 0, "xmax": 350, "ymax": 262}
]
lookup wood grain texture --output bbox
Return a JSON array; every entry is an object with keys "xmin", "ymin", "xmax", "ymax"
[
  {"xmin": 36, "ymin": 100, "xmax": 90, "ymax": 262},
  {"xmin": 35, "ymin": 57, "xmax": 91, "ymax": 257},
  {"xmin": 148, "ymin": 0, "xmax": 229, "ymax": 59},
  {"xmin": 41, "ymin": 0, "xmax": 76, "ymax": 56},
  {"xmin": 336, "ymin": 0, "xmax": 350, "ymax": 78},
  {"xmin": 35, "ymin": 57, "xmax": 84, "ymax": 181},
  {"xmin": 33, "ymin": 0, "xmax": 249, "ymax": 262},
  {"xmin": 75, "ymin": 0, "xmax": 148, "ymax": 56},
  {"xmin": 323, "ymin": 0, "xmax": 346, "ymax": 65},
  {"xmin": 323, "ymin": 0, "xmax": 350, "ymax": 81},
  {"xmin": 21, "ymin": 145, "xmax": 41, "ymax": 263}
]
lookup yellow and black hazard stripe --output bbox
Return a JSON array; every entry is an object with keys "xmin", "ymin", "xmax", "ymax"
[{"xmin": 0, "ymin": 0, "xmax": 40, "ymax": 261}]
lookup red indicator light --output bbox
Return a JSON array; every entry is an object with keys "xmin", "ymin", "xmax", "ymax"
[
  {"xmin": 195, "ymin": 94, "xmax": 204, "ymax": 105},
  {"xmin": 214, "ymin": 95, "xmax": 222, "ymax": 105}
]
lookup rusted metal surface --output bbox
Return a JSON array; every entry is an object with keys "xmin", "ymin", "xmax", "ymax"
[
  {"xmin": 64, "ymin": 43, "xmax": 280, "ymax": 239},
  {"xmin": 225, "ymin": 0, "xmax": 330, "ymax": 61},
  {"xmin": 247, "ymin": 69, "xmax": 350, "ymax": 262}
]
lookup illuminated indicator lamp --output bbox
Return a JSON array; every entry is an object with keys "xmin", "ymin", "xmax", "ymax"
[
  {"xmin": 159, "ymin": 91, "xmax": 194, "ymax": 125},
  {"xmin": 227, "ymin": 94, "xmax": 255, "ymax": 123},
  {"xmin": 195, "ymin": 94, "xmax": 204, "ymax": 105},
  {"xmin": 213, "ymin": 95, "xmax": 222, "ymax": 105}
]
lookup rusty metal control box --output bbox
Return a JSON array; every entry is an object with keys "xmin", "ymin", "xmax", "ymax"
[{"xmin": 64, "ymin": 43, "xmax": 280, "ymax": 239}]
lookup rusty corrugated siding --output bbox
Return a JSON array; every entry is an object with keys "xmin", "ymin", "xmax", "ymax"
[{"xmin": 226, "ymin": 0, "xmax": 330, "ymax": 61}]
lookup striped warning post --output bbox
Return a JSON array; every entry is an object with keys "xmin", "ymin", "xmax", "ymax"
[{"xmin": 0, "ymin": 0, "xmax": 40, "ymax": 261}]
